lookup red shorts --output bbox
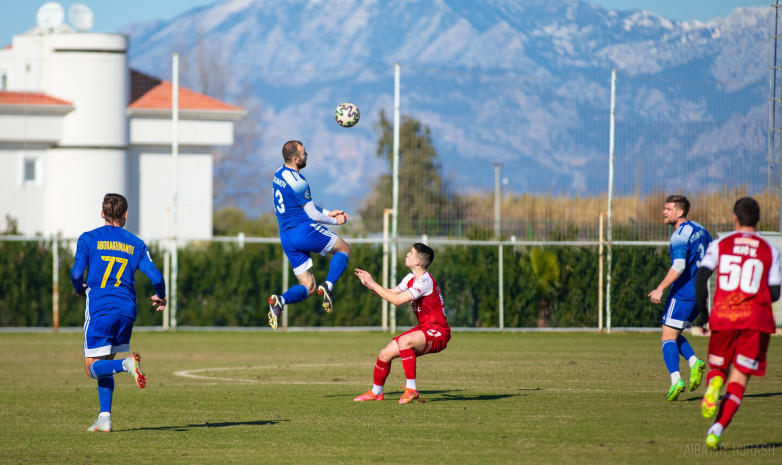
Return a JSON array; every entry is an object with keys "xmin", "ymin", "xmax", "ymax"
[
  {"xmin": 394, "ymin": 323, "xmax": 451, "ymax": 355},
  {"xmin": 707, "ymin": 329, "xmax": 771, "ymax": 377}
]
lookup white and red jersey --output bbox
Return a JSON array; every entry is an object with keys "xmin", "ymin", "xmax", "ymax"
[
  {"xmin": 700, "ymin": 231, "xmax": 781, "ymax": 333},
  {"xmin": 397, "ymin": 271, "xmax": 450, "ymax": 330}
]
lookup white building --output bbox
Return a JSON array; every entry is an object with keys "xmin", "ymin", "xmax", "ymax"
[{"xmin": 0, "ymin": 8, "xmax": 244, "ymax": 240}]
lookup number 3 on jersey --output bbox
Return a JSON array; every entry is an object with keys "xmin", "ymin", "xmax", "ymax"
[
  {"xmin": 719, "ymin": 254, "xmax": 763, "ymax": 294},
  {"xmin": 275, "ymin": 189, "xmax": 285, "ymax": 214}
]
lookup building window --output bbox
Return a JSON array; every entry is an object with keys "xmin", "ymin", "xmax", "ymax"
[
  {"xmin": 22, "ymin": 156, "xmax": 43, "ymax": 185},
  {"xmin": 0, "ymin": 72, "xmax": 6, "ymax": 90},
  {"xmin": 24, "ymin": 159, "xmax": 37, "ymax": 182}
]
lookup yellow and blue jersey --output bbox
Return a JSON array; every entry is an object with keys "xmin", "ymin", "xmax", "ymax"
[{"xmin": 71, "ymin": 225, "xmax": 165, "ymax": 320}]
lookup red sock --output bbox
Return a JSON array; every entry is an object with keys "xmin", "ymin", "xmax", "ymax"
[
  {"xmin": 715, "ymin": 382, "xmax": 746, "ymax": 429},
  {"xmin": 399, "ymin": 348, "xmax": 417, "ymax": 383},
  {"xmin": 373, "ymin": 359, "xmax": 391, "ymax": 386}
]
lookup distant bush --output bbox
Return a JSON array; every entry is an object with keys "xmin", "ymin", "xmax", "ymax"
[{"xmin": 1, "ymin": 239, "xmax": 671, "ymax": 329}]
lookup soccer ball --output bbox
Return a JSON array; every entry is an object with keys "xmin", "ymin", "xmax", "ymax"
[{"xmin": 334, "ymin": 102, "xmax": 360, "ymax": 127}]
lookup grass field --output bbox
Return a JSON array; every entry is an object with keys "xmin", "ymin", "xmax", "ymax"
[{"xmin": 1, "ymin": 331, "xmax": 780, "ymax": 464}]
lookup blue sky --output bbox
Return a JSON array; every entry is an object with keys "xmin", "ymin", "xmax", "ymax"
[{"xmin": 0, "ymin": 0, "xmax": 772, "ymax": 47}]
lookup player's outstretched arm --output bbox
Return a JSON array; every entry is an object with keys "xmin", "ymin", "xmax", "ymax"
[{"xmin": 354, "ymin": 268, "xmax": 413, "ymax": 306}]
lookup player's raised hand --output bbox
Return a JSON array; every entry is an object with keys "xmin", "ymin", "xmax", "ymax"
[
  {"xmin": 329, "ymin": 209, "xmax": 349, "ymax": 225},
  {"xmin": 150, "ymin": 294, "xmax": 167, "ymax": 311},
  {"xmin": 354, "ymin": 268, "xmax": 376, "ymax": 287}
]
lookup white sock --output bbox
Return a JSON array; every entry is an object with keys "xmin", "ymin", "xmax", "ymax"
[
  {"xmin": 688, "ymin": 356, "xmax": 698, "ymax": 367},
  {"xmin": 325, "ymin": 281, "xmax": 333, "ymax": 292},
  {"xmin": 371, "ymin": 384, "xmax": 383, "ymax": 395},
  {"xmin": 406, "ymin": 379, "xmax": 417, "ymax": 390},
  {"xmin": 99, "ymin": 412, "xmax": 111, "ymax": 420},
  {"xmin": 670, "ymin": 372, "xmax": 681, "ymax": 385},
  {"xmin": 708, "ymin": 423, "xmax": 724, "ymax": 437}
]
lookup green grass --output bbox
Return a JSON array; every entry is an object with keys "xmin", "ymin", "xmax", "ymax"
[{"xmin": 1, "ymin": 331, "xmax": 780, "ymax": 464}]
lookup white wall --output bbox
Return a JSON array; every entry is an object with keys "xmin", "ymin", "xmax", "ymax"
[
  {"xmin": 135, "ymin": 147, "xmax": 213, "ymax": 240},
  {"xmin": 0, "ymin": 113, "xmax": 67, "ymax": 143},
  {"xmin": 0, "ymin": 145, "xmax": 48, "ymax": 234},
  {"xmin": 46, "ymin": 148, "xmax": 128, "ymax": 238},
  {"xmin": 130, "ymin": 117, "xmax": 235, "ymax": 146},
  {"xmin": 41, "ymin": 34, "xmax": 128, "ymax": 147}
]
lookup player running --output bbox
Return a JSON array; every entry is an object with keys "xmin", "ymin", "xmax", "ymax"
[
  {"xmin": 648, "ymin": 195, "xmax": 711, "ymax": 401},
  {"xmin": 353, "ymin": 243, "xmax": 450, "ymax": 404},
  {"xmin": 71, "ymin": 193, "xmax": 167, "ymax": 432},
  {"xmin": 694, "ymin": 197, "xmax": 781, "ymax": 450},
  {"xmin": 267, "ymin": 140, "xmax": 351, "ymax": 329}
]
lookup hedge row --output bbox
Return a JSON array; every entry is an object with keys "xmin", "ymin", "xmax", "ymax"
[{"xmin": 0, "ymin": 240, "xmax": 670, "ymax": 328}]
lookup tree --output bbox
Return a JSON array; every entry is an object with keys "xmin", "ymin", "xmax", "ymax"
[
  {"xmin": 526, "ymin": 248, "xmax": 561, "ymax": 327},
  {"xmin": 177, "ymin": 33, "xmax": 265, "ymax": 213},
  {"xmin": 359, "ymin": 110, "xmax": 461, "ymax": 235}
]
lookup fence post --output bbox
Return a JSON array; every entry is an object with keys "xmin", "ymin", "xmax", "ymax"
[
  {"xmin": 382, "ymin": 209, "xmax": 393, "ymax": 331},
  {"xmin": 597, "ymin": 212, "xmax": 605, "ymax": 332},
  {"xmin": 163, "ymin": 240, "xmax": 170, "ymax": 330},
  {"xmin": 282, "ymin": 252, "xmax": 289, "ymax": 331},
  {"xmin": 52, "ymin": 236, "xmax": 59, "ymax": 332},
  {"xmin": 606, "ymin": 69, "xmax": 617, "ymax": 334}
]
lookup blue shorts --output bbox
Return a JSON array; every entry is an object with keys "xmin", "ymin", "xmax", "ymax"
[
  {"xmin": 280, "ymin": 223, "xmax": 338, "ymax": 275},
  {"xmin": 84, "ymin": 313, "xmax": 134, "ymax": 357},
  {"xmin": 662, "ymin": 297, "xmax": 699, "ymax": 330}
]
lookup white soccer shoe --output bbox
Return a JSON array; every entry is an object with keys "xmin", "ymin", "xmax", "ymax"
[{"xmin": 87, "ymin": 413, "xmax": 112, "ymax": 432}]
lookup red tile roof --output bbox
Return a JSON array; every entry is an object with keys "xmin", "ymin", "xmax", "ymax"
[
  {"xmin": 0, "ymin": 91, "xmax": 72, "ymax": 106},
  {"xmin": 129, "ymin": 69, "xmax": 242, "ymax": 112}
]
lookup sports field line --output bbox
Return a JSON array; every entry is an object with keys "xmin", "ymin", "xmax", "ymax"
[
  {"xmin": 172, "ymin": 364, "xmax": 671, "ymax": 394},
  {"xmin": 173, "ymin": 362, "xmax": 368, "ymax": 385}
]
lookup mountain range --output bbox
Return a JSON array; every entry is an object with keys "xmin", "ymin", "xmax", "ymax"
[{"xmin": 121, "ymin": 0, "xmax": 775, "ymax": 216}]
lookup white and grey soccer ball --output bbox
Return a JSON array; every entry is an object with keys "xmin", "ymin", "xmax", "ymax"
[{"xmin": 334, "ymin": 102, "xmax": 360, "ymax": 127}]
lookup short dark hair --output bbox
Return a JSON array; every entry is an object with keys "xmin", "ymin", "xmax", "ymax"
[
  {"xmin": 102, "ymin": 193, "xmax": 128, "ymax": 223},
  {"xmin": 413, "ymin": 243, "xmax": 434, "ymax": 269},
  {"xmin": 282, "ymin": 140, "xmax": 302, "ymax": 163},
  {"xmin": 665, "ymin": 194, "xmax": 690, "ymax": 218},
  {"xmin": 734, "ymin": 196, "xmax": 760, "ymax": 228}
]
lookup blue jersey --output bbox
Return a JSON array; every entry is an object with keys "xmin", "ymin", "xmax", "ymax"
[
  {"xmin": 668, "ymin": 221, "xmax": 712, "ymax": 301},
  {"xmin": 273, "ymin": 165, "xmax": 316, "ymax": 231},
  {"xmin": 71, "ymin": 225, "xmax": 165, "ymax": 320}
]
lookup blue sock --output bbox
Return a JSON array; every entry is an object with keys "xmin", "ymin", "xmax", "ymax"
[
  {"xmin": 97, "ymin": 376, "xmax": 114, "ymax": 412},
  {"xmin": 662, "ymin": 339, "xmax": 680, "ymax": 374},
  {"xmin": 325, "ymin": 251, "xmax": 349, "ymax": 288},
  {"xmin": 676, "ymin": 334, "xmax": 696, "ymax": 361},
  {"xmin": 89, "ymin": 359, "xmax": 125, "ymax": 379},
  {"xmin": 282, "ymin": 284, "xmax": 309, "ymax": 305}
]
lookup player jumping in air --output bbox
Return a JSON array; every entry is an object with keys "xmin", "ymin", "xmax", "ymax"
[
  {"xmin": 267, "ymin": 140, "xmax": 350, "ymax": 329},
  {"xmin": 353, "ymin": 243, "xmax": 450, "ymax": 404},
  {"xmin": 695, "ymin": 197, "xmax": 781, "ymax": 450},
  {"xmin": 71, "ymin": 193, "xmax": 167, "ymax": 432},
  {"xmin": 648, "ymin": 195, "xmax": 712, "ymax": 401}
]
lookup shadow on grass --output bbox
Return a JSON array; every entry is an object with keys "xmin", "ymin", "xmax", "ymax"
[
  {"xmin": 423, "ymin": 392, "xmax": 522, "ymax": 402},
  {"xmin": 125, "ymin": 419, "xmax": 287, "ymax": 431},
  {"xmin": 328, "ymin": 389, "xmax": 522, "ymax": 402},
  {"xmin": 682, "ymin": 391, "xmax": 782, "ymax": 403},
  {"xmin": 744, "ymin": 391, "xmax": 782, "ymax": 399}
]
